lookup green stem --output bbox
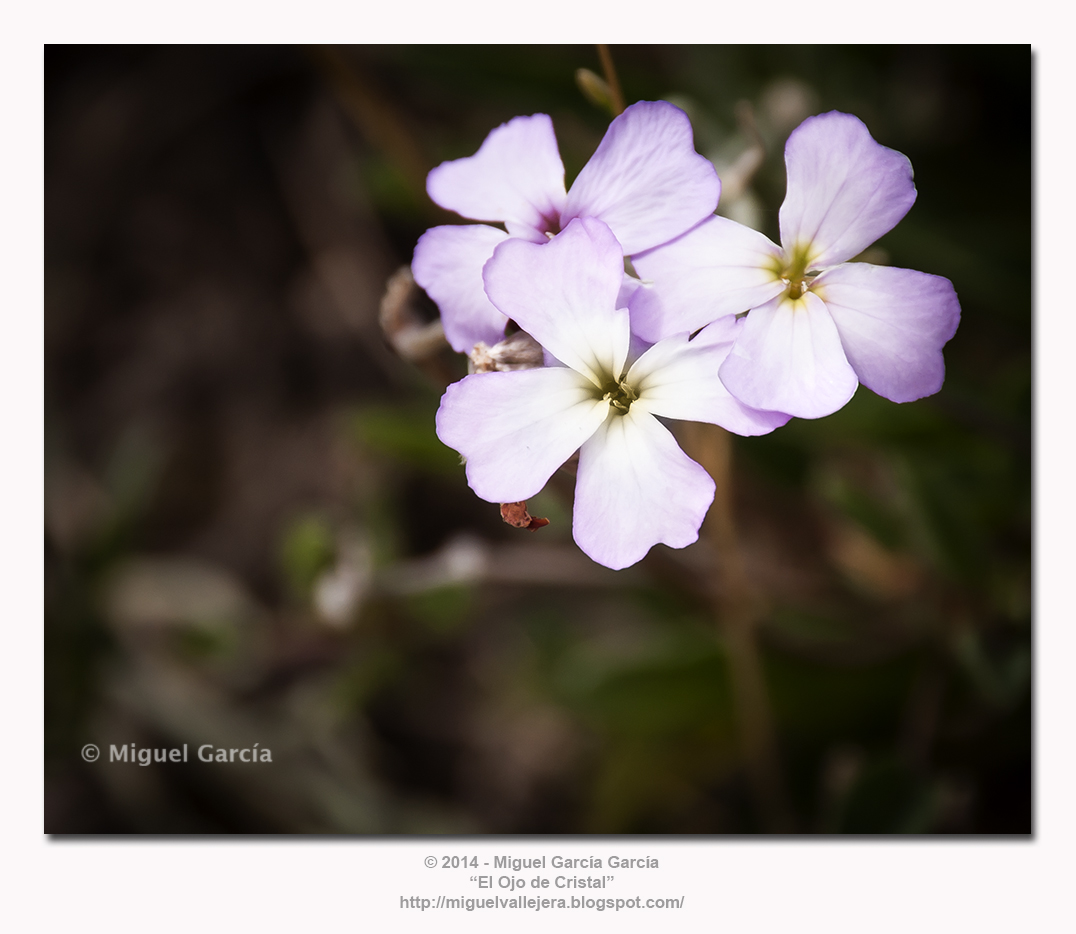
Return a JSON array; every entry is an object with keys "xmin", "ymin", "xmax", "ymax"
[{"xmin": 682, "ymin": 421, "xmax": 796, "ymax": 833}]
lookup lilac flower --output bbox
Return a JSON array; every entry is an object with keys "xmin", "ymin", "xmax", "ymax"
[
  {"xmin": 435, "ymin": 217, "xmax": 788, "ymax": 571},
  {"xmin": 631, "ymin": 111, "xmax": 961, "ymax": 419},
  {"xmin": 412, "ymin": 101, "xmax": 720, "ymax": 355}
]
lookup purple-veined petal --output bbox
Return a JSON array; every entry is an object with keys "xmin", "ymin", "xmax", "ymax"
[
  {"xmin": 435, "ymin": 366, "xmax": 608, "ymax": 504},
  {"xmin": 815, "ymin": 262, "xmax": 960, "ymax": 403},
  {"xmin": 719, "ymin": 291, "xmax": 859, "ymax": 419},
  {"xmin": 426, "ymin": 114, "xmax": 567, "ymax": 239},
  {"xmin": 412, "ymin": 224, "xmax": 510, "ymax": 353},
  {"xmin": 779, "ymin": 111, "xmax": 917, "ymax": 268},
  {"xmin": 572, "ymin": 408, "xmax": 715, "ymax": 570},
  {"xmin": 483, "ymin": 217, "xmax": 630, "ymax": 387},
  {"xmin": 627, "ymin": 319, "xmax": 791, "ymax": 436},
  {"xmin": 630, "ymin": 215, "xmax": 786, "ymax": 342},
  {"xmin": 563, "ymin": 100, "xmax": 720, "ymax": 256}
]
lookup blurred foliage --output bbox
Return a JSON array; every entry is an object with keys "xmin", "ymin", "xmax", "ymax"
[
  {"xmin": 45, "ymin": 45, "xmax": 1029, "ymax": 834},
  {"xmin": 279, "ymin": 513, "xmax": 336, "ymax": 598},
  {"xmin": 351, "ymin": 398, "xmax": 461, "ymax": 476}
]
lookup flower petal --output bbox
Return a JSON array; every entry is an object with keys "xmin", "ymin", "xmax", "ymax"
[
  {"xmin": 815, "ymin": 262, "xmax": 961, "ymax": 402},
  {"xmin": 483, "ymin": 217, "xmax": 630, "ymax": 387},
  {"xmin": 779, "ymin": 111, "xmax": 917, "ymax": 268},
  {"xmin": 436, "ymin": 366, "xmax": 608, "ymax": 504},
  {"xmin": 563, "ymin": 100, "xmax": 720, "ymax": 256},
  {"xmin": 628, "ymin": 319, "xmax": 791, "ymax": 435},
  {"xmin": 630, "ymin": 215, "xmax": 786, "ymax": 342},
  {"xmin": 616, "ymin": 271, "xmax": 645, "ymax": 311},
  {"xmin": 573, "ymin": 408, "xmax": 715, "ymax": 569},
  {"xmin": 426, "ymin": 114, "xmax": 567, "ymax": 239},
  {"xmin": 719, "ymin": 291, "xmax": 859, "ymax": 419},
  {"xmin": 412, "ymin": 224, "xmax": 510, "ymax": 353}
]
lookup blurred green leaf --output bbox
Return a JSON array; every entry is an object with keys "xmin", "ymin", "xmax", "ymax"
[
  {"xmin": 174, "ymin": 620, "xmax": 239, "ymax": 661},
  {"xmin": 562, "ymin": 638, "xmax": 734, "ymax": 739},
  {"xmin": 351, "ymin": 401, "xmax": 462, "ymax": 475},
  {"xmin": 837, "ymin": 756, "xmax": 935, "ymax": 833},
  {"xmin": 360, "ymin": 154, "xmax": 425, "ymax": 220},
  {"xmin": 405, "ymin": 585, "xmax": 473, "ymax": 635},
  {"xmin": 767, "ymin": 649, "xmax": 915, "ymax": 742},
  {"xmin": 279, "ymin": 514, "xmax": 335, "ymax": 598}
]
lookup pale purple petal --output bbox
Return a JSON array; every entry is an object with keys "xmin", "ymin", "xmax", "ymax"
[
  {"xmin": 483, "ymin": 217, "xmax": 630, "ymax": 387},
  {"xmin": 412, "ymin": 224, "xmax": 510, "ymax": 353},
  {"xmin": 426, "ymin": 114, "xmax": 567, "ymax": 239},
  {"xmin": 618, "ymin": 277, "xmax": 660, "ymax": 367},
  {"xmin": 625, "ymin": 330, "xmax": 653, "ymax": 372},
  {"xmin": 719, "ymin": 291, "xmax": 859, "ymax": 419},
  {"xmin": 779, "ymin": 111, "xmax": 916, "ymax": 268},
  {"xmin": 815, "ymin": 263, "xmax": 961, "ymax": 403},
  {"xmin": 630, "ymin": 215, "xmax": 786, "ymax": 342},
  {"xmin": 572, "ymin": 409, "xmax": 715, "ymax": 570},
  {"xmin": 435, "ymin": 367, "xmax": 608, "ymax": 504},
  {"xmin": 616, "ymin": 272, "xmax": 645, "ymax": 310},
  {"xmin": 563, "ymin": 100, "xmax": 720, "ymax": 256},
  {"xmin": 627, "ymin": 319, "xmax": 791, "ymax": 436}
]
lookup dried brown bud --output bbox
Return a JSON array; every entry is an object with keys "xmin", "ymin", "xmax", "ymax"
[
  {"xmin": 500, "ymin": 501, "xmax": 550, "ymax": 531},
  {"xmin": 469, "ymin": 331, "xmax": 545, "ymax": 374},
  {"xmin": 379, "ymin": 266, "xmax": 448, "ymax": 362}
]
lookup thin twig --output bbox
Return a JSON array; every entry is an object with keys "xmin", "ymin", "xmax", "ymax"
[{"xmin": 596, "ymin": 45, "xmax": 625, "ymax": 116}]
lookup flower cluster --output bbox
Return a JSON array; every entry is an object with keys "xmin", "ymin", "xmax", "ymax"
[
  {"xmin": 412, "ymin": 102, "xmax": 720, "ymax": 355},
  {"xmin": 413, "ymin": 103, "xmax": 960, "ymax": 570}
]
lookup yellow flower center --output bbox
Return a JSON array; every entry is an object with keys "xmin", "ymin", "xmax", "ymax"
[{"xmin": 767, "ymin": 241, "xmax": 820, "ymax": 303}]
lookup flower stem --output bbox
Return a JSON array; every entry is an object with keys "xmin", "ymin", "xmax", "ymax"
[
  {"xmin": 596, "ymin": 45, "xmax": 625, "ymax": 117},
  {"xmin": 681, "ymin": 421, "xmax": 796, "ymax": 833}
]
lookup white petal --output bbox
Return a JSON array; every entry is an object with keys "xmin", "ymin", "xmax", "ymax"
[
  {"xmin": 719, "ymin": 291, "xmax": 859, "ymax": 419},
  {"xmin": 627, "ymin": 320, "xmax": 791, "ymax": 436},
  {"xmin": 435, "ymin": 366, "xmax": 608, "ymax": 504},
  {"xmin": 411, "ymin": 224, "xmax": 509, "ymax": 353},
  {"xmin": 426, "ymin": 114, "xmax": 566, "ymax": 237},
  {"xmin": 630, "ymin": 215, "xmax": 785, "ymax": 342},
  {"xmin": 483, "ymin": 217, "xmax": 630, "ymax": 387},
  {"xmin": 564, "ymin": 100, "xmax": 720, "ymax": 255},
  {"xmin": 572, "ymin": 408, "xmax": 715, "ymax": 570},
  {"xmin": 778, "ymin": 111, "xmax": 917, "ymax": 268},
  {"xmin": 816, "ymin": 262, "xmax": 961, "ymax": 402}
]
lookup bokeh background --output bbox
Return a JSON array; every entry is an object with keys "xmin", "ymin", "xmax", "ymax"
[{"xmin": 45, "ymin": 45, "xmax": 1031, "ymax": 834}]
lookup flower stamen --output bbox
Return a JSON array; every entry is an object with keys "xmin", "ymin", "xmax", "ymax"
[{"xmin": 602, "ymin": 378, "xmax": 638, "ymax": 414}]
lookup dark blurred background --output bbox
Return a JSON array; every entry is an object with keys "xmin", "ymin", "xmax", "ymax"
[{"xmin": 45, "ymin": 45, "xmax": 1031, "ymax": 834}]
